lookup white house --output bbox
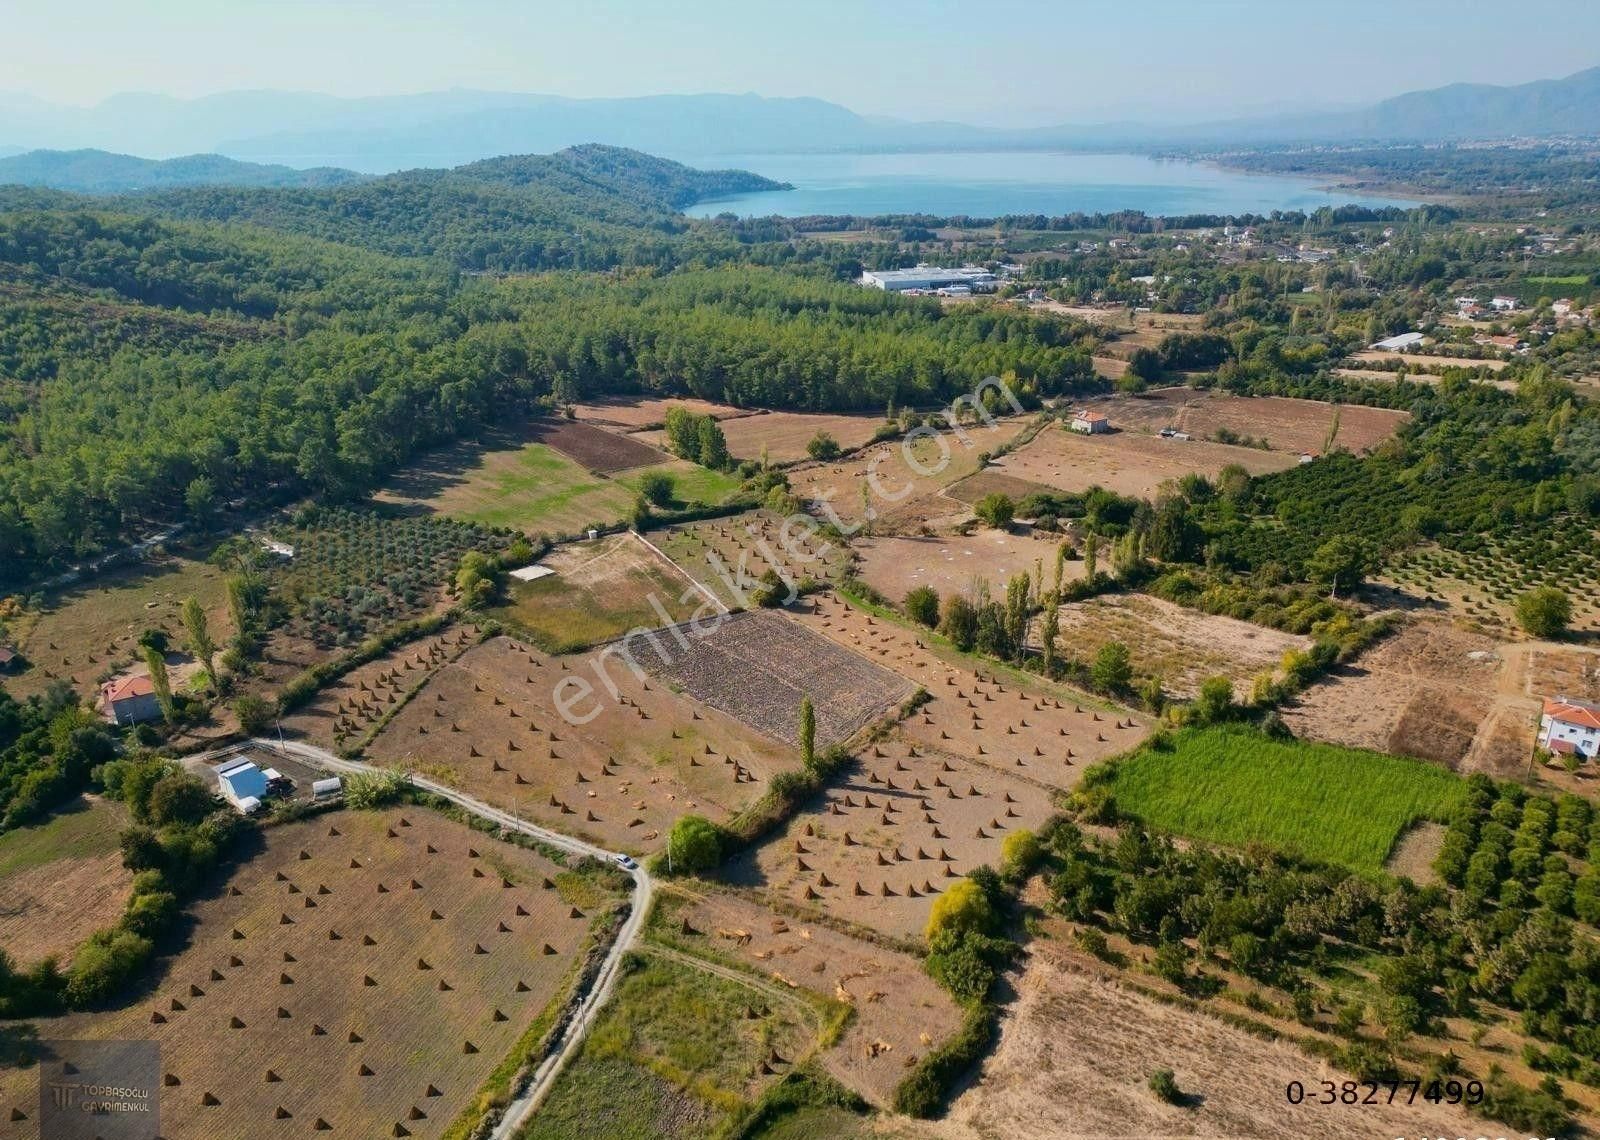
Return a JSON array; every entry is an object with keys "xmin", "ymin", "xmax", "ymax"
[
  {"xmin": 1540, "ymin": 697, "xmax": 1600, "ymax": 760},
  {"xmin": 1490, "ymin": 296, "xmax": 1519, "ymax": 312},
  {"xmin": 1070, "ymin": 412, "xmax": 1110, "ymax": 435}
]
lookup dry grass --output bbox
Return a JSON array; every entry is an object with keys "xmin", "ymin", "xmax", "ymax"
[
  {"xmin": 4, "ymin": 553, "xmax": 229, "ymax": 702},
  {"xmin": 489, "ymin": 533, "xmax": 708, "ymax": 654},
  {"xmin": 659, "ymin": 889, "xmax": 963, "ymax": 1106},
  {"xmin": 993, "ymin": 426, "xmax": 1296, "ymax": 500},
  {"xmin": 1051, "ymin": 593, "xmax": 1307, "ymax": 700},
  {"xmin": 934, "ymin": 949, "xmax": 1492, "ymax": 1140},
  {"xmin": 0, "ymin": 795, "xmax": 132, "ymax": 967},
  {"xmin": 851, "ymin": 532, "xmax": 1084, "ymax": 612},
  {"xmin": 785, "ymin": 416, "xmax": 1033, "ymax": 533},
  {"xmin": 634, "ymin": 412, "xmax": 888, "ymax": 466},
  {"xmin": 1283, "ymin": 619, "xmax": 1519, "ymax": 773},
  {"xmin": 1071, "ymin": 387, "xmax": 1408, "ymax": 456}
]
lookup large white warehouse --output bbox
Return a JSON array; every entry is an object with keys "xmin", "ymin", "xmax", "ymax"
[{"xmin": 861, "ymin": 266, "xmax": 998, "ymax": 292}]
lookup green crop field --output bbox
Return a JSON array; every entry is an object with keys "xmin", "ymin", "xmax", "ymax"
[
  {"xmin": 519, "ymin": 951, "xmax": 815, "ymax": 1140},
  {"xmin": 0, "ymin": 795, "xmax": 126, "ymax": 878},
  {"xmin": 1104, "ymin": 727, "xmax": 1466, "ymax": 874},
  {"xmin": 377, "ymin": 440, "xmax": 636, "ymax": 537},
  {"xmin": 616, "ymin": 460, "xmax": 744, "ymax": 508}
]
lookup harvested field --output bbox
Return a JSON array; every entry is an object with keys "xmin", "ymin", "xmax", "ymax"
[
  {"xmin": 726, "ymin": 727, "xmax": 1059, "ymax": 938},
  {"xmin": 1283, "ymin": 619, "xmax": 1520, "ymax": 772},
  {"xmin": 852, "ymin": 532, "xmax": 1084, "ymax": 610},
  {"xmin": 1069, "ymin": 387, "xmax": 1408, "ymax": 455},
  {"xmin": 654, "ymin": 510, "xmax": 854, "ymax": 611},
  {"xmin": 937, "ymin": 950, "xmax": 1493, "ymax": 1140},
  {"xmin": 274, "ymin": 622, "xmax": 476, "ymax": 753},
  {"xmin": 571, "ymin": 396, "xmax": 747, "ymax": 429},
  {"xmin": 794, "ymin": 594, "xmax": 1147, "ymax": 786},
  {"xmin": 374, "ymin": 428, "xmax": 636, "ymax": 536},
  {"xmin": 940, "ymin": 469, "xmax": 1057, "ymax": 505},
  {"xmin": 656, "ymin": 890, "xmax": 963, "ymax": 1106},
  {"xmin": 530, "ymin": 418, "xmax": 666, "ymax": 473},
  {"xmin": 785, "ymin": 415, "xmax": 1034, "ymax": 532},
  {"xmin": 3, "ymin": 553, "xmax": 228, "ymax": 702},
  {"xmin": 636, "ymin": 411, "xmax": 887, "ymax": 466},
  {"xmin": 364, "ymin": 635, "xmax": 793, "ymax": 852},
  {"xmin": 642, "ymin": 610, "xmax": 915, "ymax": 749},
  {"xmin": 0, "ymin": 807, "xmax": 619, "ymax": 1140},
  {"xmin": 489, "ymin": 533, "xmax": 710, "ymax": 653},
  {"xmin": 1051, "ymin": 593, "xmax": 1308, "ymax": 700},
  {"xmin": 993, "ymin": 426, "xmax": 1295, "ymax": 500},
  {"xmin": 0, "ymin": 796, "xmax": 131, "ymax": 968}
]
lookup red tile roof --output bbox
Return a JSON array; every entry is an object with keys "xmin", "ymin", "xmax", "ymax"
[
  {"xmin": 103, "ymin": 675, "xmax": 157, "ymax": 703},
  {"xmin": 1544, "ymin": 697, "xmax": 1600, "ymax": 732}
]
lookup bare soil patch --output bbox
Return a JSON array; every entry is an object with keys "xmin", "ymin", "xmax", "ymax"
[
  {"xmin": 1283, "ymin": 619, "xmax": 1516, "ymax": 771},
  {"xmin": 365, "ymin": 635, "xmax": 794, "ymax": 853},
  {"xmin": 1053, "ymin": 593, "xmax": 1308, "ymax": 700},
  {"xmin": 664, "ymin": 890, "xmax": 962, "ymax": 1106},
  {"xmin": 995, "ymin": 426, "xmax": 1296, "ymax": 500},
  {"xmin": 940, "ymin": 469, "xmax": 1057, "ymax": 505},
  {"xmin": 531, "ymin": 418, "xmax": 666, "ymax": 473},
  {"xmin": 935, "ymin": 950, "xmax": 1493, "ymax": 1140},
  {"xmin": 643, "ymin": 610, "xmax": 915, "ymax": 749},
  {"xmin": 853, "ymin": 532, "xmax": 1083, "ymax": 609},
  {"xmin": 1070, "ymin": 387, "xmax": 1408, "ymax": 455},
  {"xmin": 0, "ymin": 807, "xmax": 614, "ymax": 1140}
]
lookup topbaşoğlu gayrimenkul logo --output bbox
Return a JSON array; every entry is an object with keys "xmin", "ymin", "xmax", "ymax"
[{"xmin": 36, "ymin": 1040, "xmax": 160, "ymax": 1140}]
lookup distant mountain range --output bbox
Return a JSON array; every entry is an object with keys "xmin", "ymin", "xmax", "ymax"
[
  {"xmin": 0, "ymin": 149, "xmax": 362, "ymax": 193},
  {"xmin": 2, "ymin": 66, "xmax": 1598, "ymax": 174}
]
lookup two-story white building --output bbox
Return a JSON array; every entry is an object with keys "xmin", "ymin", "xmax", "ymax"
[{"xmin": 1540, "ymin": 696, "xmax": 1600, "ymax": 760}]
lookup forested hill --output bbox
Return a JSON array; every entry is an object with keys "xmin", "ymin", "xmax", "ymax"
[
  {"xmin": 0, "ymin": 187, "xmax": 1093, "ymax": 581},
  {"xmin": 0, "ymin": 145, "xmax": 790, "ymax": 272},
  {"xmin": 0, "ymin": 149, "xmax": 364, "ymax": 193}
]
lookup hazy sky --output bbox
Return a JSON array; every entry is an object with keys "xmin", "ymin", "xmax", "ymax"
[{"xmin": 6, "ymin": 0, "xmax": 1599, "ymax": 125}]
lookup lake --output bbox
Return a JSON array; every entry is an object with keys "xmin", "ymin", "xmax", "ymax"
[{"xmin": 678, "ymin": 151, "xmax": 1416, "ymax": 219}]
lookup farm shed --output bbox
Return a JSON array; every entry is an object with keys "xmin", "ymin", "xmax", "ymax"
[{"xmin": 217, "ymin": 758, "xmax": 269, "ymax": 809}]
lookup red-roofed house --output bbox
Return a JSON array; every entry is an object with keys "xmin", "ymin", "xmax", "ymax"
[
  {"xmin": 0, "ymin": 644, "xmax": 17, "ymax": 672},
  {"xmin": 1540, "ymin": 696, "xmax": 1600, "ymax": 760},
  {"xmin": 100, "ymin": 674, "xmax": 162, "ymax": 726},
  {"xmin": 1070, "ymin": 412, "xmax": 1111, "ymax": 435}
]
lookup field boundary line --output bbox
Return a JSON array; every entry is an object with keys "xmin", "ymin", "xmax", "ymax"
[{"xmin": 632, "ymin": 527, "xmax": 730, "ymax": 614}]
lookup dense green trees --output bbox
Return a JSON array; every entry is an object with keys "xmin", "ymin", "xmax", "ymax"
[{"xmin": 1517, "ymin": 586, "xmax": 1573, "ymax": 639}]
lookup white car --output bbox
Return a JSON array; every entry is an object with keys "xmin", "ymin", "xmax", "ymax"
[{"xmin": 613, "ymin": 853, "xmax": 638, "ymax": 871}]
